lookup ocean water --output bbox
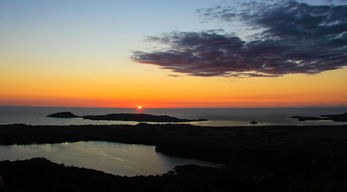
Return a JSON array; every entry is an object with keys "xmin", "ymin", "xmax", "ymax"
[{"xmin": 0, "ymin": 106, "xmax": 346, "ymax": 126}]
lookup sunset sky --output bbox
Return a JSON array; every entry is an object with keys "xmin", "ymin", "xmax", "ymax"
[{"xmin": 1, "ymin": 0, "xmax": 347, "ymax": 108}]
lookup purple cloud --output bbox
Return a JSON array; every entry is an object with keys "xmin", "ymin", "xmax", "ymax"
[{"xmin": 132, "ymin": 1, "xmax": 347, "ymax": 77}]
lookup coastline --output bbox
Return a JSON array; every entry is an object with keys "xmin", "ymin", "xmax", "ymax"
[
  {"xmin": 1, "ymin": 123, "xmax": 347, "ymax": 191},
  {"xmin": 1, "ymin": 124, "xmax": 346, "ymax": 156}
]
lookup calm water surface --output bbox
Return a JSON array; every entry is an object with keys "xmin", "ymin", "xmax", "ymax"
[
  {"xmin": 0, "ymin": 141, "xmax": 217, "ymax": 176},
  {"xmin": 0, "ymin": 106, "xmax": 346, "ymax": 126}
]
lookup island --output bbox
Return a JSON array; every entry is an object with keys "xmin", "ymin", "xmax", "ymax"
[
  {"xmin": 82, "ymin": 113, "xmax": 207, "ymax": 122},
  {"xmin": 46, "ymin": 112, "xmax": 80, "ymax": 118},
  {"xmin": 250, "ymin": 120, "xmax": 258, "ymax": 124},
  {"xmin": 291, "ymin": 112, "xmax": 347, "ymax": 122},
  {"xmin": 47, "ymin": 112, "xmax": 208, "ymax": 122}
]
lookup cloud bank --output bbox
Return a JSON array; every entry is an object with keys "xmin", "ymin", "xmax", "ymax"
[{"xmin": 132, "ymin": 1, "xmax": 347, "ymax": 77}]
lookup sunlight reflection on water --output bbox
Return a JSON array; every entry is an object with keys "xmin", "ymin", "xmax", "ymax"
[
  {"xmin": 0, "ymin": 141, "xmax": 217, "ymax": 176},
  {"xmin": 1, "ymin": 106, "xmax": 346, "ymax": 126}
]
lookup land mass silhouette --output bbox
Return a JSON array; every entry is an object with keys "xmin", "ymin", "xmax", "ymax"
[
  {"xmin": 291, "ymin": 112, "xmax": 347, "ymax": 122},
  {"xmin": 0, "ymin": 124, "xmax": 347, "ymax": 191},
  {"xmin": 47, "ymin": 112, "xmax": 208, "ymax": 122},
  {"xmin": 46, "ymin": 112, "xmax": 79, "ymax": 118}
]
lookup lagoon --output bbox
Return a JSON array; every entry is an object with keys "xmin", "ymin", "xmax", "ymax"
[{"xmin": 0, "ymin": 141, "xmax": 216, "ymax": 176}]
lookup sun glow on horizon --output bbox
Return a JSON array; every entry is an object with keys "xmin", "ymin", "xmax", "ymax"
[{"xmin": 1, "ymin": 1, "xmax": 347, "ymax": 109}]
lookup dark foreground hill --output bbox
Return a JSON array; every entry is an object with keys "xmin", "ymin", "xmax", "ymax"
[
  {"xmin": 0, "ymin": 124, "xmax": 347, "ymax": 191},
  {"xmin": 0, "ymin": 158, "xmax": 231, "ymax": 192}
]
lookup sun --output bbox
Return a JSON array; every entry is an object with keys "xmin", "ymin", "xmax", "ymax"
[{"xmin": 137, "ymin": 106, "xmax": 142, "ymax": 109}]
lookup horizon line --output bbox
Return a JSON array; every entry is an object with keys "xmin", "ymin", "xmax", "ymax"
[{"xmin": 1, "ymin": 105, "xmax": 347, "ymax": 109}]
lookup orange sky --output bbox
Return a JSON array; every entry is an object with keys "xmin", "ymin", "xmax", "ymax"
[
  {"xmin": 1, "ymin": 56, "xmax": 346, "ymax": 108},
  {"xmin": 1, "ymin": 0, "xmax": 347, "ymax": 108}
]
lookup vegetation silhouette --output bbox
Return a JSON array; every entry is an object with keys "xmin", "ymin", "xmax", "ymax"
[{"xmin": 0, "ymin": 124, "xmax": 347, "ymax": 191}]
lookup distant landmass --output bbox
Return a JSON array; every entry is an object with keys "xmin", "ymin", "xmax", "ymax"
[
  {"xmin": 47, "ymin": 112, "xmax": 207, "ymax": 122},
  {"xmin": 291, "ymin": 112, "xmax": 347, "ymax": 122},
  {"xmin": 47, "ymin": 112, "xmax": 79, "ymax": 118}
]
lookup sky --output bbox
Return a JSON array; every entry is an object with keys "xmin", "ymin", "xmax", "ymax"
[{"xmin": 1, "ymin": 0, "xmax": 347, "ymax": 108}]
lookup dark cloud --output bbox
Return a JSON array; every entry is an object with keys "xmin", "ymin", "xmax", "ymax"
[{"xmin": 132, "ymin": 1, "xmax": 347, "ymax": 77}]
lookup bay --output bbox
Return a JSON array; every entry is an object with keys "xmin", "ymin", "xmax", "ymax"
[{"xmin": 0, "ymin": 141, "xmax": 217, "ymax": 176}]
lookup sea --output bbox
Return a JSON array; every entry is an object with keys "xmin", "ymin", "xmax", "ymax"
[{"xmin": 0, "ymin": 106, "xmax": 346, "ymax": 126}]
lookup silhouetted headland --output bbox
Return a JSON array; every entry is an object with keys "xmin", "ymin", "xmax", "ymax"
[
  {"xmin": 47, "ymin": 112, "xmax": 208, "ymax": 122},
  {"xmin": 291, "ymin": 112, "xmax": 347, "ymax": 122}
]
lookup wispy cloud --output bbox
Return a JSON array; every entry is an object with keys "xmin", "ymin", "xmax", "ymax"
[{"xmin": 132, "ymin": 1, "xmax": 347, "ymax": 78}]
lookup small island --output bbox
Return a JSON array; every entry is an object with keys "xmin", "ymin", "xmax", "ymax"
[
  {"xmin": 250, "ymin": 120, "xmax": 258, "ymax": 125},
  {"xmin": 46, "ymin": 112, "xmax": 80, "ymax": 118},
  {"xmin": 47, "ymin": 112, "xmax": 207, "ymax": 122}
]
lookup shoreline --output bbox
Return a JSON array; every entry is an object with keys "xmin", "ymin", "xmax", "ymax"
[
  {"xmin": 1, "ymin": 124, "xmax": 347, "ymax": 162},
  {"xmin": 1, "ymin": 123, "xmax": 347, "ymax": 191},
  {"xmin": 1, "ymin": 124, "xmax": 346, "ymax": 154}
]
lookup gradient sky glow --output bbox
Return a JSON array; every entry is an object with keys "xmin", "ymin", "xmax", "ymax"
[{"xmin": 1, "ymin": 0, "xmax": 347, "ymax": 108}]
